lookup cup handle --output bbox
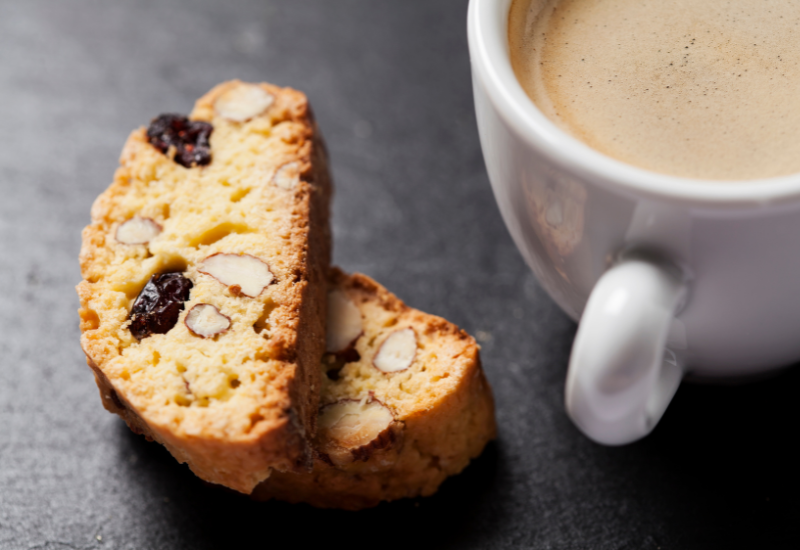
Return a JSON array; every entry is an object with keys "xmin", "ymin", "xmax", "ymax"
[{"xmin": 565, "ymin": 257, "xmax": 686, "ymax": 445}]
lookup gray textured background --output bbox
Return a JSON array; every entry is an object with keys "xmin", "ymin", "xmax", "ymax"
[{"xmin": 1, "ymin": 1, "xmax": 799, "ymax": 548}]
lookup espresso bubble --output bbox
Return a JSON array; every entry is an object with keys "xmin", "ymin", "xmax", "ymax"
[{"xmin": 509, "ymin": 0, "xmax": 800, "ymax": 181}]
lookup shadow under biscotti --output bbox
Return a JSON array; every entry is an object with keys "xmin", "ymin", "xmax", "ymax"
[{"xmin": 114, "ymin": 423, "xmax": 509, "ymax": 550}]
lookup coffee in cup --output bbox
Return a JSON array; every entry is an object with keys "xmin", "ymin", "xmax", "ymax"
[{"xmin": 508, "ymin": 0, "xmax": 800, "ymax": 180}]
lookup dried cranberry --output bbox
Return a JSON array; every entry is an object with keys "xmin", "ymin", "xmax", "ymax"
[
  {"xmin": 146, "ymin": 114, "xmax": 213, "ymax": 168},
  {"xmin": 128, "ymin": 272, "xmax": 193, "ymax": 340}
]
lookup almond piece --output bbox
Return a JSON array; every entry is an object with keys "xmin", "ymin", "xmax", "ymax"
[
  {"xmin": 326, "ymin": 290, "xmax": 363, "ymax": 353},
  {"xmin": 373, "ymin": 328, "xmax": 417, "ymax": 373},
  {"xmin": 214, "ymin": 84, "xmax": 275, "ymax": 122},
  {"xmin": 199, "ymin": 253, "xmax": 274, "ymax": 298},
  {"xmin": 318, "ymin": 399, "xmax": 397, "ymax": 466},
  {"xmin": 185, "ymin": 303, "xmax": 231, "ymax": 338},
  {"xmin": 115, "ymin": 217, "xmax": 162, "ymax": 245},
  {"xmin": 272, "ymin": 162, "xmax": 300, "ymax": 190}
]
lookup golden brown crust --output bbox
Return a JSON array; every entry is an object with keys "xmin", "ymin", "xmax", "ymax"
[
  {"xmin": 77, "ymin": 81, "xmax": 331, "ymax": 493},
  {"xmin": 252, "ymin": 270, "xmax": 497, "ymax": 509}
]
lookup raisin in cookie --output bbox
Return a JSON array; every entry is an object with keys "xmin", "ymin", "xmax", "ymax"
[
  {"xmin": 77, "ymin": 80, "xmax": 331, "ymax": 493},
  {"xmin": 252, "ymin": 269, "xmax": 496, "ymax": 509}
]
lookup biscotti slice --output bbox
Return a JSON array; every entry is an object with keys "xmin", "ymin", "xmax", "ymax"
[
  {"xmin": 252, "ymin": 269, "xmax": 496, "ymax": 509},
  {"xmin": 77, "ymin": 80, "xmax": 331, "ymax": 493}
]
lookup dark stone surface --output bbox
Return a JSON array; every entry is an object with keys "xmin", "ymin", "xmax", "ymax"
[{"xmin": 1, "ymin": 1, "xmax": 798, "ymax": 548}]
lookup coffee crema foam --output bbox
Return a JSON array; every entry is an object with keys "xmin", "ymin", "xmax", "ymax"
[{"xmin": 509, "ymin": 0, "xmax": 800, "ymax": 181}]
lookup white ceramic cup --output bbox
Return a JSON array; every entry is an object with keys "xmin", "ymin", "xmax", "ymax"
[{"xmin": 468, "ymin": 0, "xmax": 800, "ymax": 445}]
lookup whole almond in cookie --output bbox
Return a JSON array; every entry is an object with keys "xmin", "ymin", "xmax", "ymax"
[
  {"xmin": 214, "ymin": 83, "xmax": 275, "ymax": 122},
  {"xmin": 373, "ymin": 328, "xmax": 416, "ymax": 373},
  {"xmin": 184, "ymin": 304, "xmax": 231, "ymax": 338},
  {"xmin": 318, "ymin": 399, "xmax": 398, "ymax": 467},
  {"xmin": 198, "ymin": 253, "xmax": 274, "ymax": 298},
  {"xmin": 115, "ymin": 217, "xmax": 162, "ymax": 245},
  {"xmin": 326, "ymin": 289, "xmax": 363, "ymax": 353},
  {"xmin": 272, "ymin": 162, "xmax": 301, "ymax": 190}
]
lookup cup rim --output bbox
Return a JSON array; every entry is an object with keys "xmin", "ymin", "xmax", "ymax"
[{"xmin": 467, "ymin": 0, "xmax": 800, "ymax": 206}]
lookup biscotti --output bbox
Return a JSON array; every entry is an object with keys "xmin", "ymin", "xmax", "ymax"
[
  {"xmin": 252, "ymin": 269, "xmax": 496, "ymax": 509},
  {"xmin": 77, "ymin": 80, "xmax": 331, "ymax": 493}
]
